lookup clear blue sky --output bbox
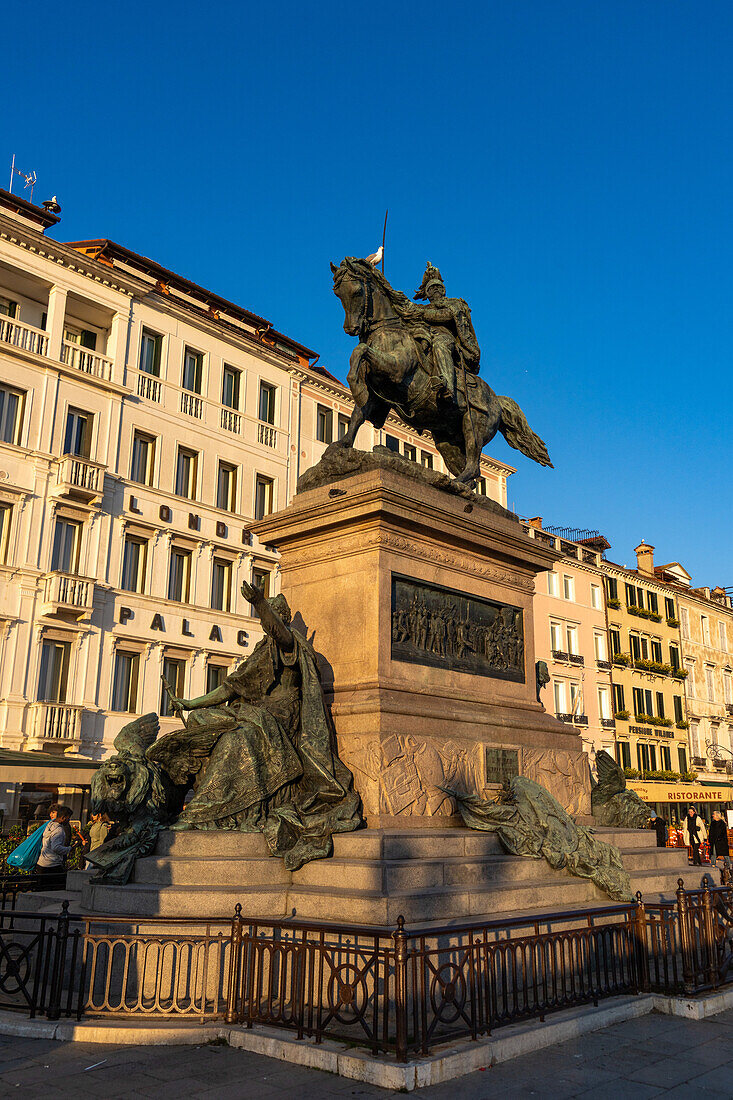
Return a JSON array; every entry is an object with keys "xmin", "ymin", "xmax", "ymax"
[{"xmin": 5, "ymin": 1, "xmax": 732, "ymax": 584}]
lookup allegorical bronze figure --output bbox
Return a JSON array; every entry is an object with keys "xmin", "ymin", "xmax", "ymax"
[
  {"xmin": 87, "ymin": 585, "xmax": 362, "ymax": 882},
  {"xmin": 331, "ymin": 257, "xmax": 552, "ymax": 486}
]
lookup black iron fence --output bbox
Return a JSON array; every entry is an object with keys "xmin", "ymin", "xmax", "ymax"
[{"xmin": 0, "ymin": 879, "xmax": 731, "ymax": 1061}]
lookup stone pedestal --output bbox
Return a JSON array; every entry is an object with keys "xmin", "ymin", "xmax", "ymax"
[{"xmin": 254, "ymin": 460, "xmax": 591, "ymax": 824}]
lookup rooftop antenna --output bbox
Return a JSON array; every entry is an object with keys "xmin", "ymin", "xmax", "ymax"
[
  {"xmin": 8, "ymin": 155, "xmax": 37, "ymax": 201},
  {"xmin": 381, "ymin": 209, "xmax": 388, "ymax": 275}
]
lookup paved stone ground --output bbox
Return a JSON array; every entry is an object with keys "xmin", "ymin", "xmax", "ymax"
[{"xmin": 1, "ymin": 1008, "xmax": 733, "ymax": 1098}]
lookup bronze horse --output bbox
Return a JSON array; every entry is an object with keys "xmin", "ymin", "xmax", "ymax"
[{"xmin": 331, "ymin": 257, "xmax": 552, "ymax": 484}]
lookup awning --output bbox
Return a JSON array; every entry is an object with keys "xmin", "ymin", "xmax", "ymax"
[
  {"xmin": 0, "ymin": 748, "xmax": 98, "ymax": 787},
  {"xmin": 628, "ymin": 779, "xmax": 733, "ymax": 803}
]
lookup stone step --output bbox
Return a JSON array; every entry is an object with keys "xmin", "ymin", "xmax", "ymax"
[
  {"xmin": 84, "ymin": 882, "xmax": 289, "ymax": 920},
  {"xmin": 134, "ymin": 856, "xmax": 291, "ymax": 887}
]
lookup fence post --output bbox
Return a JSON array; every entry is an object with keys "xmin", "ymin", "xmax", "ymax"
[
  {"xmin": 47, "ymin": 900, "xmax": 69, "ymax": 1021},
  {"xmin": 225, "ymin": 904, "xmax": 244, "ymax": 1025},
  {"xmin": 393, "ymin": 915, "xmax": 408, "ymax": 1064},
  {"xmin": 701, "ymin": 879, "xmax": 718, "ymax": 989},
  {"xmin": 633, "ymin": 892, "xmax": 650, "ymax": 993},
  {"xmin": 676, "ymin": 879, "xmax": 695, "ymax": 995}
]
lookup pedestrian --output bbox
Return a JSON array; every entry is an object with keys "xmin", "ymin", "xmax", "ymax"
[
  {"xmin": 682, "ymin": 804, "xmax": 707, "ymax": 866},
  {"xmin": 708, "ymin": 809, "xmax": 730, "ymax": 871},
  {"xmin": 34, "ymin": 804, "xmax": 73, "ymax": 889},
  {"xmin": 650, "ymin": 811, "xmax": 668, "ymax": 848},
  {"xmin": 81, "ymin": 812, "xmax": 111, "ymax": 868}
]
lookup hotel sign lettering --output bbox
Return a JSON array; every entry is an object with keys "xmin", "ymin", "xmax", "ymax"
[{"xmin": 390, "ymin": 574, "xmax": 525, "ymax": 682}]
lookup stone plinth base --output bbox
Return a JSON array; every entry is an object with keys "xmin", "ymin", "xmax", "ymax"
[
  {"xmin": 253, "ymin": 458, "xmax": 591, "ymax": 821},
  {"xmin": 77, "ymin": 827, "xmax": 689, "ymax": 923}
]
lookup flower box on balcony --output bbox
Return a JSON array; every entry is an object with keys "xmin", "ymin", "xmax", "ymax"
[
  {"xmin": 614, "ymin": 710, "xmax": 630, "ymax": 720},
  {"xmin": 667, "ymin": 617, "xmax": 680, "ymax": 628},
  {"xmin": 613, "ymin": 653, "xmax": 631, "ymax": 666},
  {"xmin": 675, "ymin": 720, "xmax": 689, "ymax": 729},
  {"xmin": 607, "ymin": 597, "xmax": 621, "ymax": 609}
]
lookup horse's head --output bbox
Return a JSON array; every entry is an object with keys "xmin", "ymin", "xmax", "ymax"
[{"xmin": 331, "ymin": 258, "xmax": 368, "ymax": 337}]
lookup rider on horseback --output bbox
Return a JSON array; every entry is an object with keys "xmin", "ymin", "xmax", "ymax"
[{"xmin": 390, "ymin": 262, "xmax": 481, "ymax": 409}]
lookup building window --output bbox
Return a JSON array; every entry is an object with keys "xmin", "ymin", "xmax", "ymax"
[
  {"xmin": 404, "ymin": 443, "xmax": 417, "ymax": 462},
  {"xmin": 63, "ymin": 407, "xmax": 92, "ymax": 458},
  {"xmin": 689, "ymin": 719, "xmax": 700, "ymax": 758},
  {"xmin": 160, "ymin": 657, "xmax": 186, "ymax": 717},
  {"xmin": 140, "ymin": 330, "xmax": 162, "ymax": 376},
  {"xmin": 206, "ymin": 663, "xmax": 227, "ymax": 693},
  {"xmin": 121, "ymin": 535, "xmax": 148, "ymax": 593},
  {"xmin": 182, "ymin": 348, "xmax": 203, "ymax": 393},
  {"xmin": 168, "ymin": 547, "xmax": 192, "ymax": 602},
  {"xmin": 705, "ymin": 664, "xmax": 715, "ymax": 702},
  {"xmin": 647, "ymin": 591, "xmax": 658, "ymax": 614},
  {"xmin": 131, "ymin": 430, "xmax": 156, "ymax": 486},
  {"xmin": 254, "ymin": 474, "xmax": 274, "ymax": 520},
  {"xmin": 637, "ymin": 743, "xmax": 655, "ymax": 773},
  {"xmin": 609, "ymin": 628, "xmax": 621, "ymax": 656},
  {"xmin": 0, "ymin": 384, "xmax": 25, "ymax": 445},
  {"xmin": 65, "ymin": 325, "xmax": 97, "ymax": 350},
  {"xmin": 217, "ymin": 462, "xmax": 237, "ymax": 512},
  {"xmin": 476, "ymin": 476, "xmax": 487, "ymax": 496},
  {"xmin": 37, "ymin": 640, "xmax": 70, "ymax": 702},
  {"xmin": 660, "ymin": 745, "xmax": 671, "ymax": 770},
  {"xmin": 625, "ymin": 582, "xmax": 637, "ymax": 607},
  {"xmin": 566, "ymin": 625, "xmax": 579, "ymax": 655},
  {"xmin": 680, "ymin": 607, "xmax": 690, "ymax": 639},
  {"xmin": 590, "ymin": 584, "xmax": 601, "ymax": 610},
  {"xmin": 593, "ymin": 631, "xmax": 607, "ymax": 661},
  {"xmin": 211, "ymin": 558, "xmax": 232, "ymax": 612},
  {"xmin": 701, "ymin": 614, "xmax": 710, "ymax": 647},
  {"xmin": 612, "ymin": 683, "xmax": 625, "ymax": 713},
  {"xmin": 111, "ymin": 651, "xmax": 140, "ymax": 712},
  {"xmin": 724, "ymin": 670, "xmax": 732, "ymax": 705},
  {"xmin": 316, "ymin": 405, "xmax": 333, "ymax": 444},
  {"xmin": 563, "ymin": 575, "xmax": 575, "ymax": 601},
  {"xmin": 719, "ymin": 621, "xmax": 728, "ymax": 653},
  {"xmin": 711, "ymin": 722, "xmax": 720, "ymax": 746},
  {"xmin": 669, "ymin": 643, "xmax": 680, "ymax": 670},
  {"xmin": 420, "ymin": 451, "xmax": 433, "ymax": 469},
  {"xmin": 0, "ymin": 502, "xmax": 12, "ymax": 564},
  {"xmin": 605, "ymin": 577, "xmax": 618, "ymax": 602},
  {"xmin": 259, "ymin": 382, "xmax": 276, "ymax": 425},
  {"xmin": 630, "ymin": 634, "xmax": 641, "ymax": 661},
  {"xmin": 0, "ymin": 295, "xmax": 18, "ymax": 318},
  {"xmin": 633, "ymin": 686, "xmax": 645, "ymax": 718},
  {"xmin": 550, "ymin": 620, "xmax": 563, "ymax": 651},
  {"xmin": 337, "ymin": 414, "xmax": 350, "ymax": 440},
  {"xmin": 678, "ymin": 746, "xmax": 688, "ymax": 774},
  {"xmin": 547, "ymin": 572, "xmax": 559, "ymax": 597},
  {"xmin": 673, "ymin": 695, "xmax": 683, "ymax": 723},
  {"xmin": 656, "ymin": 692, "xmax": 665, "ymax": 718},
  {"xmin": 51, "ymin": 518, "xmax": 81, "ymax": 573},
  {"xmin": 598, "ymin": 685, "xmax": 611, "ymax": 720},
  {"xmin": 222, "ymin": 365, "xmax": 241, "ymax": 409},
  {"xmin": 665, "ymin": 596, "xmax": 676, "ymax": 621},
  {"xmin": 251, "ymin": 567, "xmax": 270, "ymax": 597},
  {"xmin": 685, "ymin": 659, "xmax": 696, "ymax": 696},
  {"xmin": 615, "ymin": 741, "xmax": 631, "ymax": 770},
  {"xmin": 651, "ymin": 640, "xmax": 663, "ymax": 664},
  {"xmin": 553, "ymin": 680, "xmax": 566, "ymax": 713},
  {"xmin": 175, "ymin": 447, "xmax": 198, "ymax": 500},
  {"xmin": 384, "ymin": 434, "xmax": 399, "ymax": 453}
]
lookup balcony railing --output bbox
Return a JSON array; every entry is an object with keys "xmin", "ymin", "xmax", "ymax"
[
  {"xmin": 568, "ymin": 654, "xmax": 584, "ymax": 666},
  {"xmin": 42, "ymin": 571, "xmax": 94, "ymax": 616},
  {"xmin": 137, "ymin": 372, "xmax": 162, "ymax": 402},
  {"xmin": 54, "ymin": 454, "xmax": 106, "ymax": 502},
  {"xmin": 258, "ymin": 422, "xmax": 277, "ymax": 448},
  {"xmin": 61, "ymin": 342, "xmax": 113, "ymax": 380},
  {"xmin": 600, "ymin": 718, "xmax": 616, "ymax": 729},
  {"xmin": 29, "ymin": 702, "xmax": 82, "ymax": 743},
  {"xmin": 551, "ymin": 649, "xmax": 569, "ymax": 662},
  {"xmin": 0, "ymin": 315, "xmax": 48, "ymax": 357},
  {"xmin": 220, "ymin": 407, "xmax": 241, "ymax": 433},
  {"xmin": 181, "ymin": 391, "xmax": 203, "ymax": 418},
  {"xmin": 557, "ymin": 713, "xmax": 588, "ymax": 725},
  {"xmin": 597, "ymin": 659, "xmax": 611, "ymax": 670}
]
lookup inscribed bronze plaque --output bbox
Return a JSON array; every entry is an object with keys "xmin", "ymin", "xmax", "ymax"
[
  {"xmin": 485, "ymin": 747, "xmax": 520, "ymax": 785},
  {"xmin": 390, "ymin": 574, "xmax": 525, "ymax": 682}
]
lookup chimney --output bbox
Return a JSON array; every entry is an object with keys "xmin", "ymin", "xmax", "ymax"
[
  {"xmin": 634, "ymin": 541, "xmax": 655, "ymax": 577},
  {"xmin": 527, "ymin": 517, "xmax": 543, "ymax": 530}
]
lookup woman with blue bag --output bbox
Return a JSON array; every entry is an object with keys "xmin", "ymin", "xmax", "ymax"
[{"xmin": 7, "ymin": 819, "xmax": 50, "ymax": 872}]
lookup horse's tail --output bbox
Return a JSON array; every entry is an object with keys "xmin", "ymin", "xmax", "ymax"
[{"xmin": 497, "ymin": 396, "xmax": 553, "ymax": 467}]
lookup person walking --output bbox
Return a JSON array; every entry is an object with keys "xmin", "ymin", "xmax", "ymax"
[
  {"xmin": 650, "ymin": 811, "xmax": 668, "ymax": 848},
  {"xmin": 708, "ymin": 809, "xmax": 730, "ymax": 873},
  {"xmin": 682, "ymin": 804, "xmax": 707, "ymax": 866},
  {"xmin": 81, "ymin": 813, "xmax": 112, "ymax": 869},
  {"xmin": 34, "ymin": 804, "xmax": 73, "ymax": 889}
]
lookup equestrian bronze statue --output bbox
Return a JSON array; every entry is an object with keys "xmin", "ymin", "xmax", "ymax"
[{"xmin": 331, "ymin": 258, "xmax": 552, "ymax": 486}]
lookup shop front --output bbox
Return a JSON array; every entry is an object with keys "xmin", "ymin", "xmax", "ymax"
[
  {"xmin": 0, "ymin": 749, "xmax": 98, "ymax": 833},
  {"xmin": 627, "ymin": 779, "xmax": 733, "ymax": 826}
]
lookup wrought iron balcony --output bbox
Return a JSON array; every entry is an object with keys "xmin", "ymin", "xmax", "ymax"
[
  {"xmin": 52, "ymin": 454, "xmax": 106, "ymax": 504},
  {"xmin": 597, "ymin": 659, "xmax": 611, "ymax": 670},
  {"xmin": 557, "ymin": 713, "xmax": 588, "ymax": 725},
  {"xmin": 41, "ymin": 571, "xmax": 95, "ymax": 620},
  {"xmin": 551, "ymin": 649, "xmax": 569, "ymax": 662},
  {"xmin": 600, "ymin": 718, "xmax": 616, "ymax": 729},
  {"xmin": 568, "ymin": 654, "xmax": 585, "ymax": 666}
]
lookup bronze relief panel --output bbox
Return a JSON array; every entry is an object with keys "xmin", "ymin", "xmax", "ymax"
[{"xmin": 390, "ymin": 574, "xmax": 525, "ymax": 682}]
